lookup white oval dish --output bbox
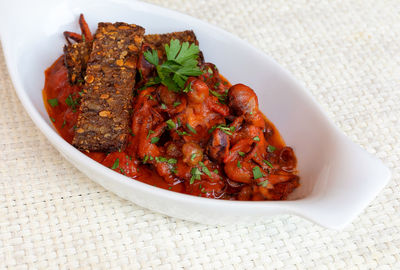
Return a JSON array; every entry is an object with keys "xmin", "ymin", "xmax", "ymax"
[{"xmin": 0, "ymin": 0, "xmax": 391, "ymax": 229}]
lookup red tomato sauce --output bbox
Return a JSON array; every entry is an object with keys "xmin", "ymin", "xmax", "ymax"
[{"xmin": 43, "ymin": 56, "xmax": 287, "ymax": 197}]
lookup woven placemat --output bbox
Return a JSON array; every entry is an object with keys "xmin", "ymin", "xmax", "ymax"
[{"xmin": 1, "ymin": 0, "xmax": 399, "ymax": 268}]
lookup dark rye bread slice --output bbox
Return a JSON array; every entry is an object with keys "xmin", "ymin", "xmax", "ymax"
[
  {"xmin": 63, "ymin": 42, "xmax": 91, "ymax": 85},
  {"xmin": 144, "ymin": 30, "xmax": 204, "ymax": 64},
  {"xmin": 72, "ymin": 22, "xmax": 145, "ymax": 152}
]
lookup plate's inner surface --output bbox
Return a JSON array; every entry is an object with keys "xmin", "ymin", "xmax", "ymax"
[{"xmin": 12, "ymin": 0, "xmax": 339, "ymax": 201}]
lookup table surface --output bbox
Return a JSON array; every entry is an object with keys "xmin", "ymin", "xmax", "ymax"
[{"xmin": 1, "ymin": 0, "xmax": 399, "ymax": 269}]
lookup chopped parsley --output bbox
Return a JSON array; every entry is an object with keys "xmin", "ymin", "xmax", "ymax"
[
  {"xmin": 263, "ymin": 159, "xmax": 274, "ymax": 168},
  {"xmin": 238, "ymin": 151, "xmax": 246, "ymax": 157},
  {"xmin": 111, "ymin": 158, "xmax": 119, "ymax": 170},
  {"xmin": 166, "ymin": 119, "xmax": 176, "ymax": 130},
  {"xmin": 176, "ymin": 130, "xmax": 190, "ymax": 136},
  {"xmin": 209, "ymin": 89, "xmax": 228, "ymax": 104},
  {"xmin": 65, "ymin": 94, "xmax": 79, "ymax": 112},
  {"xmin": 173, "ymin": 101, "xmax": 181, "ymax": 107},
  {"xmin": 253, "ymin": 136, "xmax": 260, "ymax": 142},
  {"xmin": 170, "ymin": 166, "xmax": 177, "ymax": 174},
  {"xmin": 155, "ymin": 156, "xmax": 167, "ymax": 162},
  {"xmin": 167, "ymin": 158, "xmax": 177, "ymax": 164},
  {"xmin": 50, "ymin": 117, "xmax": 55, "ymax": 123},
  {"xmin": 258, "ymin": 180, "xmax": 269, "ymax": 187},
  {"xmin": 191, "ymin": 153, "xmax": 197, "ymax": 161},
  {"xmin": 208, "ymin": 124, "xmax": 235, "ymax": 135},
  {"xmin": 61, "ymin": 120, "xmax": 66, "ymax": 128},
  {"xmin": 150, "ymin": 137, "xmax": 160, "ymax": 144},
  {"xmin": 267, "ymin": 145, "xmax": 276, "ymax": 152},
  {"xmin": 161, "ymin": 103, "xmax": 167, "ymax": 109},
  {"xmin": 237, "ymin": 160, "xmax": 242, "ymax": 168},
  {"xmin": 252, "ymin": 166, "xmax": 264, "ymax": 179},
  {"xmin": 183, "ymin": 82, "xmax": 192, "ymax": 93},
  {"xmin": 147, "ymin": 130, "xmax": 155, "ymax": 139},
  {"xmin": 199, "ymin": 162, "xmax": 211, "ymax": 177},
  {"xmin": 186, "ymin": 123, "xmax": 197, "ymax": 134},
  {"xmin": 190, "ymin": 167, "xmax": 202, "ymax": 184},
  {"xmin": 47, "ymin": 98, "xmax": 58, "ymax": 107}
]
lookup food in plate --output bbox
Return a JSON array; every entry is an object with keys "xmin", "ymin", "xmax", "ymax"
[{"xmin": 42, "ymin": 14, "xmax": 300, "ymax": 200}]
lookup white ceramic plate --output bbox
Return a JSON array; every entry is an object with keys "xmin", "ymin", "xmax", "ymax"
[{"xmin": 0, "ymin": 0, "xmax": 391, "ymax": 229}]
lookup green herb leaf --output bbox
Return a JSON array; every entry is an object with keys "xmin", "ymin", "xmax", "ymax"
[
  {"xmin": 147, "ymin": 130, "xmax": 155, "ymax": 139},
  {"xmin": 263, "ymin": 159, "xmax": 274, "ymax": 168},
  {"xmin": 176, "ymin": 130, "xmax": 190, "ymax": 136},
  {"xmin": 140, "ymin": 77, "xmax": 162, "ymax": 90},
  {"xmin": 144, "ymin": 39, "xmax": 203, "ymax": 92},
  {"xmin": 61, "ymin": 120, "xmax": 66, "ymax": 128},
  {"xmin": 155, "ymin": 156, "xmax": 167, "ymax": 163},
  {"xmin": 65, "ymin": 94, "xmax": 79, "ymax": 111},
  {"xmin": 190, "ymin": 167, "xmax": 202, "ymax": 184},
  {"xmin": 170, "ymin": 166, "xmax": 177, "ymax": 174},
  {"xmin": 161, "ymin": 103, "xmax": 167, "ymax": 109},
  {"xmin": 50, "ymin": 117, "xmax": 55, "ymax": 123},
  {"xmin": 209, "ymin": 89, "xmax": 228, "ymax": 104},
  {"xmin": 237, "ymin": 160, "xmax": 242, "ymax": 168},
  {"xmin": 151, "ymin": 137, "xmax": 160, "ymax": 144},
  {"xmin": 199, "ymin": 162, "xmax": 211, "ymax": 177},
  {"xmin": 258, "ymin": 180, "xmax": 269, "ymax": 187},
  {"xmin": 166, "ymin": 119, "xmax": 176, "ymax": 130},
  {"xmin": 267, "ymin": 145, "xmax": 276, "ymax": 153},
  {"xmin": 191, "ymin": 153, "xmax": 197, "ymax": 161},
  {"xmin": 252, "ymin": 166, "xmax": 264, "ymax": 179},
  {"xmin": 208, "ymin": 123, "xmax": 234, "ymax": 135},
  {"xmin": 167, "ymin": 158, "xmax": 177, "ymax": 164},
  {"xmin": 182, "ymin": 82, "xmax": 192, "ymax": 93},
  {"xmin": 173, "ymin": 101, "xmax": 181, "ymax": 107},
  {"xmin": 111, "ymin": 158, "xmax": 119, "ymax": 169},
  {"xmin": 238, "ymin": 151, "xmax": 246, "ymax": 157},
  {"xmin": 253, "ymin": 136, "xmax": 260, "ymax": 142},
  {"xmin": 143, "ymin": 155, "xmax": 149, "ymax": 164},
  {"xmin": 186, "ymin": 123, "xmax": 197, "ymax": 134},
  {"xmin": 143, "ymin": 49, "xmax": 159, "ymax": 66},
  {"xmin": 48, "ymin": 98, "xmax": 58, "ymax": 107},
  {"xmin": 165, "ymin": 39, "xmax": 181, "ymax": 61}
]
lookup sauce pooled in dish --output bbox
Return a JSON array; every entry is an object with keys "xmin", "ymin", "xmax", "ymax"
[{"xmin": 43, "ymin": 14, "xmax": 300, "ymax": 200}]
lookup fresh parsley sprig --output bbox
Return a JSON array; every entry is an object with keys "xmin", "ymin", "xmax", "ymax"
[{"xmin": 144, "ymin": 39, "xmax": 203, "ymax": 92}]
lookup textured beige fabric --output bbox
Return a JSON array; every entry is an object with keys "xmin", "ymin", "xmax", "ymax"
[{"xmin": 1, "ymin": 0, "xmax": 399, "ymax": 268}]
